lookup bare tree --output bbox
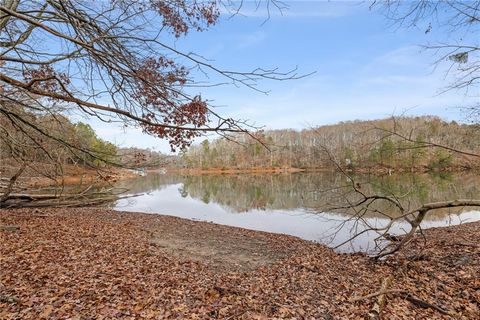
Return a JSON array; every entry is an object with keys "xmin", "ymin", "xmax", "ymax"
[
  {"xmin": 323, "ymin": 1, "xmax": 480, "ymax": 257},
  {"xmin": 0, "ymin": 0, "xmax": 301, "ymax": 206},
  {"xmin": 313, "ymin": 117, "xmax": 480, "ymax": 258},
  {"xmin": 0, "ymin": 0, "xmax": 302, "ymax": 150},
  {"xmin": 260, "ymin": 1, "xmax": 480, "ymax": 258}
]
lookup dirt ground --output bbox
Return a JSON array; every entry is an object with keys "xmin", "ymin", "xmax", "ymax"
[
  {"xmin": 1, "ymin": 208, "xmax": 479, "ymax": 319},
  {"xmin": 147, "ymin": 217, "xmax": 298, "ymax": 272}
]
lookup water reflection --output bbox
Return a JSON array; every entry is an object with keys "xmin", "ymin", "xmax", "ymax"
[{"xmin": 114, "ymin": 172, "xmax": 480, "ymax": 252}]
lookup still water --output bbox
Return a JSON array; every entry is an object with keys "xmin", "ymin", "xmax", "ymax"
[{"xmin": 114, "ymin": 172, "xmax": 480, "ymax": 252}]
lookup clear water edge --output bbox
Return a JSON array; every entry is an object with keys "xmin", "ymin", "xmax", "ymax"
[{"xmin": 113, "ymin": 172, "xmax": 480, "ymax": 253}]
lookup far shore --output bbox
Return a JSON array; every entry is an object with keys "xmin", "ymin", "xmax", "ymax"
[
  {"xmin": 166, "ymin": 165, "xmax": 478, "ymax": 175},
  {"xmin": 4, "ymin": 163, "xmax": 479, "ymax": 190},
  {"xmin": 19, "ymin": 167, "xmax": 139, "ymax": 188}
]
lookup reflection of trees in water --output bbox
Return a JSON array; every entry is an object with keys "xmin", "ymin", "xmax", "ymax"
[
  {"xmin": 114, "ymin": 172, "xmax": 480, "ymax": 219},
  {"xmin": 115, "ymin": 174, "xmax": 183, "ymax": 194},
  {"xmin": 178, "ymin": 172, "xmax": 480, "ymax": 218},
  {"xmin": 181, "ymin": 173, "xmax": 338, "ymax": 212},
  {"xmin": 345, "ymin": 173, "xmax": 480, "ymax": 219}
]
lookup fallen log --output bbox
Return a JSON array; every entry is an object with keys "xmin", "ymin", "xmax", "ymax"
[
  {"xmin": 0, "ymin": 192, "xmax": 143, "ymax": 208},
  {"xmin": 2, "ymin": 193, "xmax": 60, "ymax": 200}
]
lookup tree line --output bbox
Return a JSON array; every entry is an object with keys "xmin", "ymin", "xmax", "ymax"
[
  {"xmin": 179, "ymin": 116, "xmax": 480, "ymax": 172},
  {"xmin": 0, "ymin": 104, "xmax": 116, "ymax": 178},
  {"xmin": 0, "ymin": 104, "xmax": 172, "ymax": 180}
]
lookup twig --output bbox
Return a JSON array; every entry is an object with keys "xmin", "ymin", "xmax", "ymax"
[
  {"xmin": 0, "ymin": 295, "xmax": 19, "ymax": 303},
  {"xmin": 368, "ymin": 275, "xmax": 393, "ymax": 320},
  {"xmin": 351, "ymin": 289, "xmax": 455, "ymax": 317},
  {"xmin": 0, "ymin": 225, "xmax": 20, "ymax": 232},
  {"xmin": 351, "ymin": 289, "xmax": 408, "ymax": 302}
]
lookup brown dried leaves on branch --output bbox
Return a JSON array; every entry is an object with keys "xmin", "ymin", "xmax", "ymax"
[
  {"xmin": 135, "ymin": 57, "xmax": 209, "ymax": 151},
  {"xmin": 150, "ymin": 0, "xmax": 219, "ymax": 37},
  {"xmin": 1, "ymin": 208, "xmax": 479, "ymax": 319},
  {"xmin": 0, "ymin": 0, "xmax": 254, "ymax": 153}
]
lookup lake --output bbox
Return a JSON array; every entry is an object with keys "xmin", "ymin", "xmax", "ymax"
[{"xmin": 113, "ymin": 171, "xmax": 480, "ymax": 253}]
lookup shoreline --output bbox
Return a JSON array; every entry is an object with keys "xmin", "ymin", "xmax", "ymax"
[
  {"xmin": 167, "ymin": 165, "xmax": 478, "ymax": 175},
  {"xmin": 22, "ymin": 167, "xmax": 139, "ymax": 188},
  {"xmin": 1, "ymin": 207, "xmax": 478, "ymax": 319},
  {"xmin": 4, "ymin": 164, "xmax": 478, "ymax": 188},
  {"xmin": 165, "ymin": 167, "xmax": 306, "ymax": 175}
]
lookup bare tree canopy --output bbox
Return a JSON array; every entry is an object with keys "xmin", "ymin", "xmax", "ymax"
[
  {"xmin": 377, "ymin": 1, "xmax": 480, "ymax": 99},
  {"xmin": 0, "ymin": 0, "xmax": 302, "ymax": 208},
  {"xmin": 310, "ymin": 1, "xmax": 480, "ymax": 256},
  {"xmin": 0, "ymin": 0, "xmax": 299, "ymax": 152}
]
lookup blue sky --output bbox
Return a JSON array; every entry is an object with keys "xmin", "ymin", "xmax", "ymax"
[{"xmin": 91, "ymin": 1, "xmax": 477, "ymax": 152}]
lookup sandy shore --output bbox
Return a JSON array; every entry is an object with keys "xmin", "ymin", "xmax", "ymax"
[{"xmin": 1, "ymin": 208, "xmax": 479, "ymax": 319}]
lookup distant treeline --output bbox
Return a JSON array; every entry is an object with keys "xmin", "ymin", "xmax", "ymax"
[
  {"xmin": 0, "ymin": 105, "xmax": 171, "ymax": 178},
  {"xmin": 179, "ymin": 116, "xmax": 480, "ymax": 172},
  {"xmin": 117, "ymin": 147, "xmax": 178, "ymax": 169},
  {"xmin": 0, "ymin": 109, "xmax": 116, "ymax": 170}
]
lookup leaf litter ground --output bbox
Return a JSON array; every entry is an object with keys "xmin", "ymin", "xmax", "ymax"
[{"xmin": 1, "ymin": 208, "xmax": 479, "ymax": 319}]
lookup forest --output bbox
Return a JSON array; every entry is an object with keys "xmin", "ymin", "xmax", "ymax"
[
  {"xmin": 0, "ymin": 105, "xmax": 172, "ymax": 183},
  {"xmin": 181, "ymin": 116, "xmax": 480, "ymax": 172},
  {"xmin": 0, "ymin": 105, "xmax": 116, "ymax": 179}
]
